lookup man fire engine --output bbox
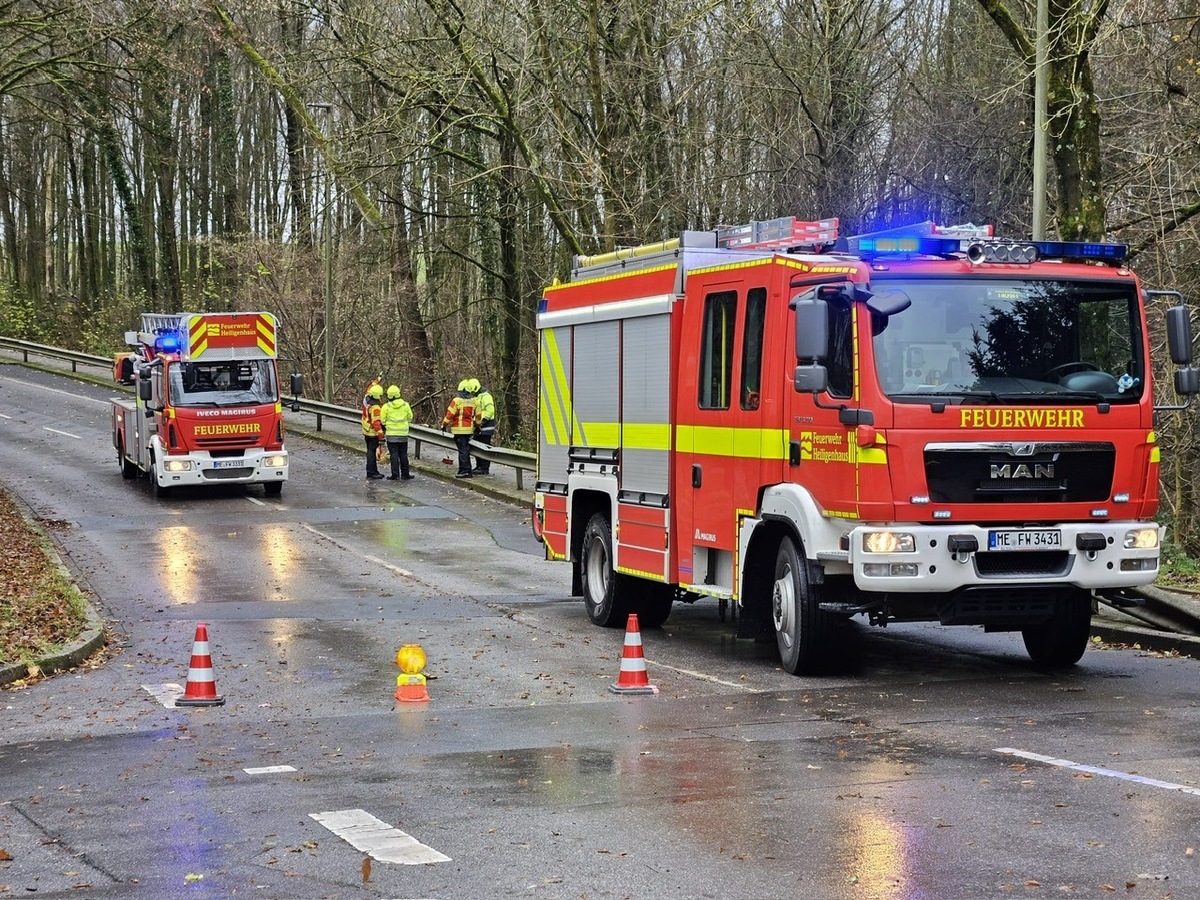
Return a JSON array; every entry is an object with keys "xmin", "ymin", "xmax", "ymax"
[
  {"xmin": 533, "ymin": 217, "xmax": 1198, "ymax": 672},
  {"xmin": 112, "ymin": 312, "xmax": 301, "ymax": 498}
]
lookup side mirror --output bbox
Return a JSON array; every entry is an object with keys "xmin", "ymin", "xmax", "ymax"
[
  {"xmin": 138, "ymin": 377, "xmax": 152, "ymax": 403},
  {"xmin": 794, "ymin": 364, "xmax": 828, "ymax": 393},
  {"xmin": 290, "ymin": 372, "xmax": 304, "ymax": 395},
  {"xmin": 1166, "ymin": 305, "xmax": 1193, "ymax": 366},
  {"xmin": 1175, "ymin": 367, "xmax": 1200, "ymax": 396},
  {"xmin": 792, "ymin": 292, "xmax": 829, "ymax": 361}
]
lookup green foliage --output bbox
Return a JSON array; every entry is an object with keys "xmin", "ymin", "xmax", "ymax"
[{"xmin": 1158, "ymin": 541, "xmax": 1200, "ymax": 591}]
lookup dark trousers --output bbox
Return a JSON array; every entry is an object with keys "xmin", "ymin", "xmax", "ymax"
[
  {"xmin": 387, "ymin": 439, "xmax": 410, "ymax": 478},
  {"xmin": 454, "ymin": 433, "xmax": 472, "ymax": 474},
  {"xmin": 473, "ymin": 424, "xmax": 495, "ymax": 473},
  {"xmin": 365, "ymin": 435, "xmax": 382, "ymax": 476}
]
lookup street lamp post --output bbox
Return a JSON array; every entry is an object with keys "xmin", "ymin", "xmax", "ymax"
[{"xmin": 308, "ymin": 102, "xmax": 335, "ymax": 404}]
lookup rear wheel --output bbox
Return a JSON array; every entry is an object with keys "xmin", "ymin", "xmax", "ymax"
[
  {"xmin": 1022, "ymin": 591, "xmax": 1092, "ymax": 668},
  {"xmin": 581, "ymin": 512, "xmax": 628, "ymax": 627},
  {"xmin": 118, "ymin": 441, "xmax": 137, "ymax": 480},
  {"xmin": 773, "ymin": 535, "xmax": 831, "ymax": 674}
]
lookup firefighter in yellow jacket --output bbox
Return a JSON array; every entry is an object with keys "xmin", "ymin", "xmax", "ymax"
[
  {"xmin": 440, "ymin": 379, "xmax": 477, "ymax": 478},
  {"xmin": 470, "ymin": 378, "xmax": 496, "ymax": 475},
  {"xmin": 381, "ymin": 385, "xmax": 414, "ymax": 480},
  {"xmin": 361, "ymin": 380, "xmax": 385, "ymax": 479}
]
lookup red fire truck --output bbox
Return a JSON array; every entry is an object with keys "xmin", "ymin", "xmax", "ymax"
[
  {"xmin": 533, "ymin": 217, "xmax": 1198, "ymax": 672},
  {"xmin": 112, "ymin": 312, "xmax": 301, "ymax": 498}
]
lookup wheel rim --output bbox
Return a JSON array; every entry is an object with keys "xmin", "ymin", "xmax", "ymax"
[
  {"xmin": 586, "ymin": 538, "xmax": 609, "ymax": 602},
  {"xmin": 773, "ymin": 564, "xmax": 794, "ymax": 651}
]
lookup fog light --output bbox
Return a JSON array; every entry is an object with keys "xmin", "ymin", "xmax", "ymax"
[
  {"xmin": 890, "ymin": 563, "xmax": 919, "ymax": 577},
  {"xmin": 863, "ymin": 563, "xmax": 890, "ymax": 577},
  {"xmin": 164, "ymin": 459, "xmax": 193, "ymax": 472},
  {"xmin": 1123, "ymin": 528, "xmax": 1159, "ymax": 550},
  {"xmin": 1120, "ymin": 558, "xmax": 1158, "ymax": 572},
  {"xmin": 863, "ymin": 562, "xmax": 920, "ymax": 577},
  {"xmin": 863, "ymin": 531, "xmax": 915, "ymax": 553}
]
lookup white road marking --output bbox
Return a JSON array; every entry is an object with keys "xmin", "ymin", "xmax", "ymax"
[
  {"xmin": 245, "ymin": 495, "xmax": 265, "ymax": 507},
  {"xmin": 310, "ymin": 808, "xmax": 451, "ymax": 865},
  {"xmin": 301, "ymin": 522, "xmax": 425, "ymax": 583},
  {"xmin": 243, "ymin": 765, "xmax": 297, "ymax": 775},
  {"xmin": 646, "ymin": 659, "xmax": 762, "ymax": 692},
  {"xmin": 996, "ymin": 748, "xmax": 1200, "ymax": 797},
  {"xmin": 44, "ymin": 426, "xmax": 82, "ymax": 440},
  {"xmin": 365, "ymin": 553, "xmax": 414, "ymax": 578},
  {"xmin": 0, "ymin": 413, "xmax": 10, "ymax": 419},
  {"xmin": 142, "ymin": 683, "xmax": 184, "ymax": 707}
]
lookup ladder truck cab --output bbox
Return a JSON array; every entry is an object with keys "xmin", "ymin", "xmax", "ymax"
[
  {"xmin": 112, "ymin": 312, "xmax": 302, "ymax": 499},
  {"xmin": 533, "ymin": 217, "xmax": 1199, "ymax": 672}
]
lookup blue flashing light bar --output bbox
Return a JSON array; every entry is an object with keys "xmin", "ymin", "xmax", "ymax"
[
  {"xmin": 1031, "ymin": 240, "xmax": 1127, "ymax": 261},
  {"xmin": 156, "ymin": 331, "xmax": 182, "ymax": 353},
  {"xmin": 851, "ymin": 236, "xmax": 964, "ymax": 256}
]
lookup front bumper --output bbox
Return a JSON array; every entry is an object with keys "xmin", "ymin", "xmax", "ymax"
[
  {"xmin": 155, "ymin": 448, "xmax": 288, "ymax": 488},
  {"xmin": 848, "ymin": 522, "xmax": 1161, "ymax": 592}
]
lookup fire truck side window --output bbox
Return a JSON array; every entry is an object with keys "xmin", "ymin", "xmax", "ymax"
[
  {"xmin": 826, "ymin": 299, "xmax": 854, "ymax": 398},
  {"xmin": 740, "ymin": 288, "xmax": 766, "ymax": 410},
  {"xmin": 699, "ymin": 290, "xmax": 737, "ymax": 409}
]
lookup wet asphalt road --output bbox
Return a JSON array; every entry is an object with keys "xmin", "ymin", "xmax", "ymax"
[{"xmin": 3, "ymin": 362, "xmax": 1200, "ymax": 899}]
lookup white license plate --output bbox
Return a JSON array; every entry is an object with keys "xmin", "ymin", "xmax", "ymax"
[
  {"xmin": 211, "ymin": 459, "xmax": 243, "ymax": 469},
  {"xmin": 987, "ymin": 529, "xmax": 1062, "ymax": 551}
]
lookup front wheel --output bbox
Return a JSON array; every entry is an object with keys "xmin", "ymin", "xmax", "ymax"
[
  {"xmin": 1022, "ymin": 591, "xmax": 1093, "ymax": 668},
  {"xmin": 772, "ymin": 535, "xmax": 831, "ymax": 675},
  {"xmin": 581, "ymin": 512, "xmax": 628, "ymax": 627},
  {"xmin": 263, "ymin": 481, "xmax": 283, "ymax": 497}
]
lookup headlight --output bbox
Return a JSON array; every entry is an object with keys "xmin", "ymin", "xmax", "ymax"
[
  {"xmin": 264, "ymin": 454, "xmax": 287, "ymax": 467},
  {"xmin": 163, "ymin": 460, "xmax": 193, "ymax": 473},
  {"xmin": 1123, "ymin": 528, "xmax": 1159, "ymax": 550},
  {"xmin": 862, "ymin": 531, "xmax": 915, "ymax": 553}
]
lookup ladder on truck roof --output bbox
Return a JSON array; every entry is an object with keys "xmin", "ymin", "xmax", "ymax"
[
  {"xmin": 570, "ymin": 216, "xmax": 841, "ymax": 279},
  {"xmin": 141, "ymin": 313, "xmax": 185, "ymax": 334}
]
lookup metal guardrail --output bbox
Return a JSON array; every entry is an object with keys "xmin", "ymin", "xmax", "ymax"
[{"xmin": 0, "ymin": 335, "xmax": 536, "ymax": 490}]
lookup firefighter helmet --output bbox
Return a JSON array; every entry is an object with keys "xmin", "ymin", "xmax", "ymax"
[
  {"xmin": 457, "ymin": 378, "xmax": 471, "ymax": 392},
  {"xmin": 467, "ymin": 378, "xmax": 481, "ymax": 394},
  {"xmin": 368, "ymin": 383, "xmax": 384, "ymax": 399},
  {"xmin": 387, "ymin": 385, "xmax": 401, "ymax": 400}
]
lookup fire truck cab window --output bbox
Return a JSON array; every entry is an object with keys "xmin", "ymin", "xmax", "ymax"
[
  {"xmin": 825, "ymin": 298, "xmax": 854, "ymax": 399},
  {"xmin": 699, "ymin": 290, "xmax": 737, "ymax": 409},
  {"xmin": 741, "ymin": 288, "xmax": 767, "ymax": 409},
  {"xmin": 169, "ymin": 361, "xmax": 279, "ymax": 407}
]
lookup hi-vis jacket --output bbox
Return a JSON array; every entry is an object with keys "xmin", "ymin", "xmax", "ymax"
[
  {"xmin": 381, "ymin": 397, "xmax": 413, "ymax": 439},
  {"xmin": 361, "ymin": 397, "xmax": 384, "ymax": 437},
  {"xmin": 475, "ymin": 389, "xmax": 496, "ymax": 430},
  {"xmin": 440, "ymin": 394, "xmax": 476, "ymax": 434}
]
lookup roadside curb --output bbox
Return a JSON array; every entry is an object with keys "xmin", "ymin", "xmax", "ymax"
[
  {"xmin": 0, "ymin": 492, "xmax": 107, "ymax": 689},
  {"xmin": 1091, "ymin": 616, "xmax": 1200, "ymax": 658}
]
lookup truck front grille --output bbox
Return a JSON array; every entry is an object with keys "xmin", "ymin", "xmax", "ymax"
[{"xmin": 925, "ymin": 442, "xmax": 1114, "ymax": 504}]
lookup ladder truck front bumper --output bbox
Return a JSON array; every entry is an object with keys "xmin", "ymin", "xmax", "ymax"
[{"xmin": 155, "ymin": 447, "xmax": 288, "ymax": 489}]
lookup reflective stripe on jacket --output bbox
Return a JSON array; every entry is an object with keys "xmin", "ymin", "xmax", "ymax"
[
  {"xmin": 381, "ymin": 398, "xmax": 413, "ymax": 438},
  {"xmin": 440, "ymin": 395, "xmax": 476, "ymax": 434},
  {"xmin": 361, "ymin": 398, "xmax": 384, "ymax": 437}
]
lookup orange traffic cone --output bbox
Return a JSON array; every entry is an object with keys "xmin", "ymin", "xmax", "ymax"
[
  {"xmin": 609, "ymin": 613, "xmax": 658, "ymax": 695},
  {"xmin": 176, "ymin": 622, "xmax": 225, "ymax": 707}
]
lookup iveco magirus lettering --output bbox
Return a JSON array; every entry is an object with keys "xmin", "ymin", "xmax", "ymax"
[{"xmin": 111, "ymin": 312, "xmax": 302, "ymax": 499}]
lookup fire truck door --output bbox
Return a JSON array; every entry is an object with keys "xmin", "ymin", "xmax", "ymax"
[{"xmin": 677, "ymin": 285, "xmax": 769, "ymax": 597}]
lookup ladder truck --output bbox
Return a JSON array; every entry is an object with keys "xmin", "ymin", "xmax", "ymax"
[
  {"xmin": 112, "ymin": 312, "xmax": 301, "ymax": 499},
  {"xmin": 532, "ymin": 217, "xmax": 1198, "ymax": 672}
]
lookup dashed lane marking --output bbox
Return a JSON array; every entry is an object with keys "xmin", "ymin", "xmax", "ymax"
[
  {"xmin": 244, "ymin": 765, "xmax": 297, "ymax": 775},
  {"xmin": 300, "ymin": 522, "xmax": 423, "ymax": 583},
  {"xmin": 996, "ymin": 748, "xmax": 1200, "ymax": 797},
  {"xmin": 44, "ymin": 426, "xmax": 82, "ymax": 439},
  {"xmin": 310, "ymin": 808, "xmax": 451, "ymax": 865},
  {"xmin": 646, "ymin": 659, "xmax": 763, "ymax": 692}
]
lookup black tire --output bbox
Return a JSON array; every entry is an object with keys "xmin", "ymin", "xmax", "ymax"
[
  {"xmin": 581, "ymin": 512, "xmax": 628, "ymax": 627},
  {"xmin": 631, "ymin": 581, "xmax": 674, "ymax": 629},
  {"xmin": 263, "ymin": 481, "xmax": 283, "ymax": 497},
  {"xmin": 772, "ymin": 535, "xmax": 831, "ymax": 675},
  {"xmin": 151, "ymin": 462, "xmax": 173, "ymax": 500},
  {"xmin": 118, "ymin": 441, "xmax": 137, "ymax": 480},
  {"xmin": 1022, "ymin": 591, "xmax": 1092, "ymax": 668}
]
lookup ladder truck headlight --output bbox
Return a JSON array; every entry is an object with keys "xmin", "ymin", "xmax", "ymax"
[
  {"xmin": 862, "ymin": 531, "xmax": 915, "ymax": 554},
  {"xmin": 163, "ymin": 459, "xmax": 193, "ymax": 473},
  {"xmin": 264, "ymin": 454, "xmax": 287, "ymax": 467},
  {"xmin": 1123, "ymin": 528, "xmax": 1159, "ymax": 550}
]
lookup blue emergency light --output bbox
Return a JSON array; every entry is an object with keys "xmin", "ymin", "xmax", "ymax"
[
  {"xmin": 156, "ymin": 331, "xmax": 182, "ymax": 353},
  {"xmin": 853, "ymin": 236, "xmax": 963, "ymax": 256}
]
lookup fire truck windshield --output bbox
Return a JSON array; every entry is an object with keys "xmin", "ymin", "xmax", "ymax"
[
  {"xmin": 870, "ymin": 278, "xmax": 1144, "ymax": 403},
  {"xmin": 167, "ymin": 360, "xmax": 279, "ymax": 407}
]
